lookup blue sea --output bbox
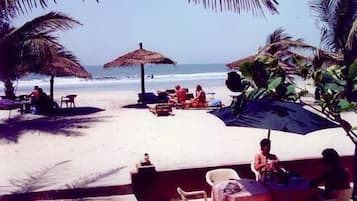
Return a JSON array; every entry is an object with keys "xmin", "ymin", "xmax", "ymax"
[{"xmin": 14, "ymin": 64, "xmax": 232, "ymax": 94}]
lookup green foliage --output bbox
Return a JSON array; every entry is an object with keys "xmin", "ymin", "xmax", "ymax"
[
  {"xmin": 338, "ymin": 99, "xmax": 357, "ymax": 111},
  {"xmin": 268, "ymin": 77, "xmax": 282, "ymax": 91},
  {"xmin": 239, "ymin": 62, "xmax": 254, "ymax": 78}
]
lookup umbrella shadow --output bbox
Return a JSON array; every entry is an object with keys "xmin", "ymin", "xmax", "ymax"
[
  {"xmin": 51, "ymin": 107, "xmax": 105, "ymax": 117},
  {"xmin": 0, "ymin": 111, "xmax": 110, "ymax": 143},
  {"xmin": 121, "ymin": 103, "xmax": 148, "ymax": 109}
]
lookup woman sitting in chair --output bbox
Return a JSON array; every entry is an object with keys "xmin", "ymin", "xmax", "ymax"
[
  {"xmin": 189, "ymin": 85, "xmax": 207, "ymax": 108},
  {"xmin": 310, "ymin": 148, "xmax": 351, "ymax": 199}
]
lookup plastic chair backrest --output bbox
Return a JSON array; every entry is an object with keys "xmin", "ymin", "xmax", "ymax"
[
  {"xmin": 177, "ymin": 187, "xmax": 188, "ymax": 201},
  {"xmin": 329, "ymin": 188, "xmax": 353, "ymax": 201},
  {"xmin": 250, "ymin": 161, "xmax": 260, "ymax": 181},
  {"xmin": 205, "ymin": 168, "xmax": 240, "ymax": 186}
]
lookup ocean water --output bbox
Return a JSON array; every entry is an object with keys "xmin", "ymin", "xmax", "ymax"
[{"xmin": 13, "ymin": 64, "xmax": 232, "ymax": 94}]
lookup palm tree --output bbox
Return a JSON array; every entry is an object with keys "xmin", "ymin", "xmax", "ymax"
[
  {"xmin": 228, "ymin": 28, "xmax": 315, "ymax": 80},
  {"xmin": 309, "ymin": 0, "xmax": 357, "ymax": 101},
  {"xmin": 0, "ymin": 12, "xmax": 81, "ymax": 99},
  {"xmin": 187, "ymin": 0, "xmax": 279, "ymax": 16}
]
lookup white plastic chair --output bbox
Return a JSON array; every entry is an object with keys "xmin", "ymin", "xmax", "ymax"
[
  {"xmin": 177, "ymin": 187, "xmax": 209, "ymax": 201},
  {"xmin": 324, "ymin": 188, "xmax": 353, "ymax": 201},
  {"xmin": 250, "ymin": 161, "xmax": 260, "ymax": 181},
  {"xmin": 205, "ymin": 168, "xmax": 240, "ymax": 186}
]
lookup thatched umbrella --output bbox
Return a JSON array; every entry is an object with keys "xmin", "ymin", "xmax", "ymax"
[
  {"xmin": 103, "ymin": 42, "xmax": 175, "ymax": 103},
  {"xmin": 36, "ymin": 57, "xmax": 92, "ymax": 102}
]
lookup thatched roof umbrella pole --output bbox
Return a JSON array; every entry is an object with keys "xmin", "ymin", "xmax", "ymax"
[
  {"xmin": 50, "ymin": 74, "xmax": 54, "ymax": 101},
  {"xmin": 37, "ymin": 58, "xmax": 92, "ymax": 103},
  {"xmin": 104, "ymin": 42, "xmax": 175, "ymax": 104},
  {"xmin": 139, "ymin": 43, "xmax": 145, "ymax": 97}
]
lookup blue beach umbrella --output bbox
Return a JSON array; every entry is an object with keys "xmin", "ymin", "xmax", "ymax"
[{"xmin": 209, "ymin": 99, "xmax": 339, "ymax": 135}]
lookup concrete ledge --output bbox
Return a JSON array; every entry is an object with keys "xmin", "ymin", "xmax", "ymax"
[{"xmin": 38, "ymin": 194, "xmax": 138, "ymax": 201}]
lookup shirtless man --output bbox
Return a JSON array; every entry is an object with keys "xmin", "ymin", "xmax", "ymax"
[{"xmin": 254, "ymin": 138, "xmax": 281, "ymax": 179}]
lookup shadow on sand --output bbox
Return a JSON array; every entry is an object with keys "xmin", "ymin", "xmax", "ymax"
[
  {"xmin": 0, "ymin": 107, "xmax": 109, "ymax": 143},
  {"xmin": 121, "ymin": 104, "xmax": 148, "ymax": 109}
]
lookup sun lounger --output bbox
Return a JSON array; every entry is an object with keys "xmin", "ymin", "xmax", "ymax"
[
  {"xmin": 138, "ymin": 92, "xmax": 169, "ymax": 104},
  {"xmin": 149, "ymin": 103, "xmax": 172, "ymax": 116}
]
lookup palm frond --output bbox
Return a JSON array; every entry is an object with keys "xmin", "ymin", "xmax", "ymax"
[
  {"xmin": 346, "ymin": 16, "xmax": 357, "ymax": 49},
  {"xmin": 187, "ymin": 0, "xmax": 279, "ymax": 16},
  {"xmin": 6, "ymin": 12, "xmax": 81, "ymax": 41},
  {"xmin": 0, "ymin": 0, "xmax": 55, "ymax": 19}
]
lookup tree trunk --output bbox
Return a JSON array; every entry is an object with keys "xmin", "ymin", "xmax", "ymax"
[
  {"xmin": 3, "ymin": 79, "xmax": 16, "ymax": 100},
  {"xmin": 353, "ymin": 145, "xmax": 357, "ymax": 201}
]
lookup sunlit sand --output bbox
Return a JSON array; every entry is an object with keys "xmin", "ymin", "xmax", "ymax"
[{"xmin": 0, "ymin": 85, "xmax": 354, "ymax": 195}]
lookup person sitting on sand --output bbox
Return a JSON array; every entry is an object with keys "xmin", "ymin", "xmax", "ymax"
[
  {"xmin": 310, "ymin": 148, "xmax": 351, "ymax": 199},
  {"xmin": 189, "ymin": 85, "xmax": 207, "ymax": 107},
  {"xmin": 254, "ymin": 138, "xmax": 283, "ymax": 181},
  {"xmin": 168, "ymin": 85, "xmax": 187, "ymax": 106}
]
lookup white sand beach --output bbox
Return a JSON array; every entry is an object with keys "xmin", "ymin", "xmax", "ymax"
[{"xmin": 0, "ymin": 85, "xmax": 355, "ymax": 195}]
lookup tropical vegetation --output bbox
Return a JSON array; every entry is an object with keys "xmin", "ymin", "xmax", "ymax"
[{"xmin": 0, "ymin": 0, "xmax": 84, "ymax": 100}]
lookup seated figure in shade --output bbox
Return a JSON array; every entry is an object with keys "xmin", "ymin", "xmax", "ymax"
[
  {"xmin": 310, "ymin": 148, "xmax": 351, "ymax": 199},
  {"xmin": 29, "ymin": 85, "xmax": 40, "ymax": 105},
  {"xmin": 168, "ymin": 85, "xmax": 187, "ymax": 107},
  {"xmin": 254, "ymin": 138, "xmax": 283, "ymax": 181},
  {"xmin": 189, "ymin": 85, "xmax": 207, "ymax": 108}
]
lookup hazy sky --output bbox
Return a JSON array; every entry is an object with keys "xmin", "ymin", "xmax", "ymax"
[{"xmin": 12, "ymin": 0, "xmax": 321, "ymax": 65}]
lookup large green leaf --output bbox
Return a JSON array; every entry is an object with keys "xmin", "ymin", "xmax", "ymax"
[
  {"xmin": 323, "ymin": 83, "xmax": 344, "ymax": 92},
  {"xmin": 286, "ymin": 84, "xmax": 296, "ymax": 95},
  {"xmin": 248, "ymin": 88, "xmax": 267, "ymax": 100},
  {"xmin": 239, "ymin": 62, "xmax": 254, "ymax": 77},
  {"xmin": 268, "ymin": 77, "xmax": 282, "ymax": 91},
  {"xmin": 338, "ymin": 99, "xmax": 356, "ymax": 111}
]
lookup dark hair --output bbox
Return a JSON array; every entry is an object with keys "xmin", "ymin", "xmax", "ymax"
[
  {"xmin": 322, "ymin": 148, "xmax": 340, "ymax": 167},
  {"xmin": 260, "ymin": 138, "xmax": 271, "ymax": 148},
  {"xmin": 144, "ymin": 153, "xmax": 149, "ymax": 156},
  {"xmin": 196, "ymin": 85, "xmax": 202, "ymax": 91}
]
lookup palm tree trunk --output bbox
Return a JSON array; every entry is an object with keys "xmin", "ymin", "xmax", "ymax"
[
  {"xmin": 353, "ymin": 145, "xmax": 357, "ymax": 201},
  {"xmin": 50, "ymin": 75, "xmax": 54, "ymax": 102},
  {"xmin": 3, "ymin": 79, "xmax": 16, "ymax": 100}
]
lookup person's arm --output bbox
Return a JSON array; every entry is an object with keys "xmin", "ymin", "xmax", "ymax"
[{"xmin": 254, "ymin": 154, "xmax": 266, "ymax": 172}]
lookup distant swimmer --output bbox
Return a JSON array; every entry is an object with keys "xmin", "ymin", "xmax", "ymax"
[{"xmin": 147, "ymin": 74, "xmax": 154, "ymax": 79}]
